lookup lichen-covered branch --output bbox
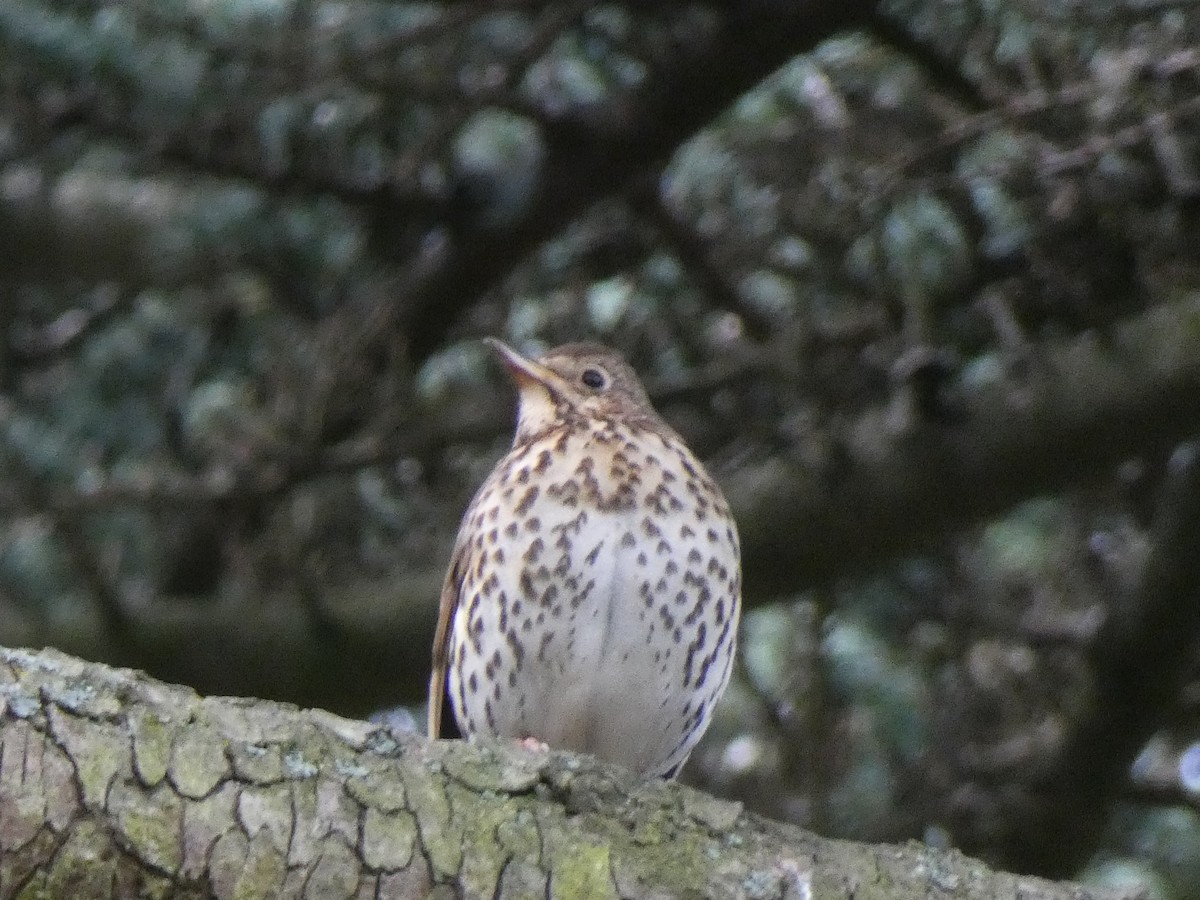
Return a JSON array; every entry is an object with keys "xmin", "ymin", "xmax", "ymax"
[{"xmin": 0, "ymin": 646, "xmax": 1131, "ymax": 899}]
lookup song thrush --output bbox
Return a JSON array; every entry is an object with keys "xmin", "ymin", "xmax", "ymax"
[{"xmin": 427, "ymin": 339, "xmax": 741, "ymax": 778}]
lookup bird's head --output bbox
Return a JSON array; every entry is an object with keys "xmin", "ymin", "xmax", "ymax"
[{"xmin": 484, "ymin": 338, "xmax": 656, "ymax": 444}]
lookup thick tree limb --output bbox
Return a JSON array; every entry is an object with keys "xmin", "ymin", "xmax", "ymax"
[{"xmin": 0, "ymin": 646, "xmax": 1130, "ymax": 899}]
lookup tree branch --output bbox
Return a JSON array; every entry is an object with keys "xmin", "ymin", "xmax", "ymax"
[
  {"xmin": 0, "ymin": 645, "xmax": 1133, "ymax": 899},
  {"xmin": 735, "ymin": 292, "xmax": 1200, "ymax": 595}
]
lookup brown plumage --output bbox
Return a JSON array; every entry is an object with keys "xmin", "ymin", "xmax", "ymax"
[{"xmin": 428, "ymin": 339, "xmax": 741, "ymax": 778}]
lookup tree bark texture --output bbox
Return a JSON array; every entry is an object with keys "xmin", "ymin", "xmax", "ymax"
[{"xmin": 0, "ymin": 646, "xmax": 1132, "ymax": 900}]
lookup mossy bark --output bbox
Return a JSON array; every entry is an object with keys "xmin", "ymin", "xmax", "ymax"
[{"xmin": 0, "ymin": 646, "xmax": 1131, "ymax": 900}]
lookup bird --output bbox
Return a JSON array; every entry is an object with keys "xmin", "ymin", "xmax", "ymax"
[{"xmin": 427, "ymin": 339, "xmax": 741, "ymax": 778}]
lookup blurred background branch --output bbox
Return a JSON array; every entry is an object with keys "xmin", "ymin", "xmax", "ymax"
[{"xmin": 3, "ymin": 0, "xmax": 1200, "ymax": 891}]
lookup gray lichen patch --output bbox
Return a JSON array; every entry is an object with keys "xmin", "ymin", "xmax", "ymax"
[
  {"xmin": 2, "ymin": 647, "xmax": 87, "ymax": 680},
  {"xmin": 0, "ymin": 681, "xmax": 41, "ymax": 721},
  {"xmin": 282, "ymin": 747, "xmax": 319, "ymax": 779},
  {"xmin": 46, "ymin": 678, "xmax": 124, "ymax": 720}
]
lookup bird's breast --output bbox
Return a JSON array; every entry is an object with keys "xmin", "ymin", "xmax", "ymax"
[{"xmin": 449, "ymin": 419, "xmax": 740, "ymax": 776}]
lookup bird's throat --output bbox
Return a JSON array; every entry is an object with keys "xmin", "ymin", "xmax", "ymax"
[{"xmin": 514, "ymin": 387, "xmax": 566, "ymax": 445}]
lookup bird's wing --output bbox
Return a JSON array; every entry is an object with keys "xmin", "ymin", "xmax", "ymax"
[{"xmin": 427, "ymin": 539, "xmax": 468, "ymax": 739}]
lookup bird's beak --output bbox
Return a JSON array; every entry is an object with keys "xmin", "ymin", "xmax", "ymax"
[{"xmin": 483, "ymin": 338, "xmax": 567, "ymax": 395}]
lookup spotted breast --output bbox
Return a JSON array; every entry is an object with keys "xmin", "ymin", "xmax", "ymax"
[{"xmin": 428, "ymin": 340, "xmax": 741, "ymax": 778}]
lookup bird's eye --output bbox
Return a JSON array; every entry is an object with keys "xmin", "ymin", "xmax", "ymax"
[{"xmin": 581, "ymin": 368, "xmax": 607, "ymax": 390}]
